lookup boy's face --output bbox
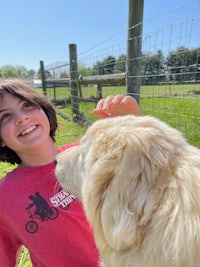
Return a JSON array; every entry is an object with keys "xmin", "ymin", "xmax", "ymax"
[{"xmin": 0, "ymin": 92, "xmax": 51, "ymax": 155}]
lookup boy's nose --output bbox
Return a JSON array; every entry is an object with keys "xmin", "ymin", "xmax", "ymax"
[{"xmin": 16, "ymin": 112, "xmax": 29, "ymax": 125}]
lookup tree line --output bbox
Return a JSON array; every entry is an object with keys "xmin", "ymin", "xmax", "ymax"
[
  {"xmin": 43, "ymin": 46, "xmax": 200, "ymax": 85},
  {"xmin": 88, "ymin": 46, "xmax": 200, "ymax": 84},
  {"xmin": 0, "ymin": 65, "xmax": 37, "ymax": 80},
  {"xmin": 1, "ymin": 46, "xmax": 200, "ymax": 85}
]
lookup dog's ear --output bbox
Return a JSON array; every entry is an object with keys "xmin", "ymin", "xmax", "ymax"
[
  {"xmin": 100, "ymin": 144, "xmax": 147, "ymax": 251},
  {"xmin": 87, "ymin": 136, "xmax": 170, "ymax": 252}
]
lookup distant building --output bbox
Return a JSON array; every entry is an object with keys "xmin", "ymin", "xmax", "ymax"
[{"xmin": 33, "ymin": 79, "xmax": 42, "ymax": 88}]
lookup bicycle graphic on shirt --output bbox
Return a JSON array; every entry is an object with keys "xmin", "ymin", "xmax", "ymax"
[{"xmin": 25, "ymin": 192, "xmax": 58, "ymax": 234}]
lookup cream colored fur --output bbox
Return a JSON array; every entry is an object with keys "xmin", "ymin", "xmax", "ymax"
[{"xmin": 55, "ymin": 115, "xmax": 200, "ymax": 267}]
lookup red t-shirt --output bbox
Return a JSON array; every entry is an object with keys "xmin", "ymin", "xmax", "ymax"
[{"xmin": 0, "ymin": 143, "xmax": 100, "ymax": 267}]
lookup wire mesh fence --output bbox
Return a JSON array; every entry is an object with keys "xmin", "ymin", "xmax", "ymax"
[{"xmin": 39, "ymin": 0, "xmax": 200, "ymax": 147}]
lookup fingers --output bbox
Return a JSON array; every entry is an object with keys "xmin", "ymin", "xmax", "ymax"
[
  {"xmin": 92, "ymin": 109, "xmax": 111, "ymax": 119},
  {"xmin": 93, "ymin": 95, "xmax": 142, "ymax": 119},
  {"xmin": 95, "ymin": 95, "xmax": 117, "ymax": 110},
  {"xmin": 93, "ymin": 95, "xmax": 117, "ymax": 118},
  {"xmin": 94, "ymin": 95, "xmax": 123, "ymax": 112},
  {"xmin": 121, "ymin": 96, "xmax": 143, "ymax": 116}
]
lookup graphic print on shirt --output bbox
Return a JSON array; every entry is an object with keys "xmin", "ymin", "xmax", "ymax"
[
  {"xmin": 25, "ymin": 192, "xmax": 58, "ymax": 234},
  {"xmin": 49, "ymin": 188, "xmax": 77, "ymax": 210},
  {"xmin": 25, "ymin": 189, "xmax": 77, "ymax": 233}
]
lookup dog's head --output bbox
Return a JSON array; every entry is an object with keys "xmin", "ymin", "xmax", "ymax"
[{"xmin": 55, "ymin": 115, "xmax": 187, "ymax": 252}]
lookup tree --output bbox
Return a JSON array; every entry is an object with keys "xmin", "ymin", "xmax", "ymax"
[
  {"xmin": 0, "ymin": 65, "xmax": 37, "ymax": 79},
  {"xmin": 141, "ymin": 50, "xmax": 165, "ymax": 84},
  {"xmin": 16, "ymin": 65, "xmax": 28, "ymax": 79},
  {"xmin": 187, "ymin": 48, "xmax": 200, "ymax": 82},
  {"xmin": 78, "ymin": 62, "xmax": 91, "ymax": 76},
  {"xmin": 114, "ymin": 54, "xmax": 126, "ymax": 73},
  {"xmin": 0, "ymin": 65, "xmax": 20, "ymax": 78},
  {"xmin": 92, "ymin": 61, "xmax": 103, "ymax": 75},
  {"xmin": 92, "ymin": 56, "xmax": 116, "ymax": 75},
  {"xmin": 166, "ymin": 46, "xmax": 189, "ymax": 83},
  {"xmin": 27, "ymin": 69, "xmax": 36, "ymax": 80},
  {"xmin": 102, "ymin": 56, "xmax": 116, "ymax": 74}
]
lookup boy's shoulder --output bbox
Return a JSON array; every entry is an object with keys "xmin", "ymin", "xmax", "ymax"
[{"xmin": 57, "ymin": 142, "xmax": 79, "ymax": 153}]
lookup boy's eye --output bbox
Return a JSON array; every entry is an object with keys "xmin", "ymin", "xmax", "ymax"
[
  {"xmin": 0, "ymin": 113, "xmax": 11, "ymax": 123},
  {"xmin": 23, "ymin": 101, "xmax": 36, "ymax": 110}
]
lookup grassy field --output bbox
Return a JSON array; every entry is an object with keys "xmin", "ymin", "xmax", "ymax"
[
  {"xmin": 52, "ymin": 83, "xmax": 200, "ymax": 146},
  {"xmin": 0, "ymin": 83, "xmax": 200, "ymax": 266}
]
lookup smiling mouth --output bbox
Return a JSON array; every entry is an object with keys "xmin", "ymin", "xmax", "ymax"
[{"xmin": 20, "ymin": 125, "xmax": 37, "ymax": 136}]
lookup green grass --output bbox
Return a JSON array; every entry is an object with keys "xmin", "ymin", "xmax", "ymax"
[
  {"xmin": 141, "ymin": 96, "xmax": 200, "ymax": 145},
  {"xmin": 53, "ymin": 84, "xmax": 200, "ymax": 146},
  {"xmin": 0, "ymin": 162, "xmax": 17, "ymax": 178},
  {"xmin": 43, "ymin": 83, "xmax": 200, "ymax": 99},
  {"xmin": 1, "ymin": 83, "xmax": 200, "ymax": 266},
  {"xmin": 17, "ymin": 247, "xmax": 32, "ymax": 267}
]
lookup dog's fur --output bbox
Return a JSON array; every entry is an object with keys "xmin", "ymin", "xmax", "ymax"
[{"xmin": 55, "ymin": 115, "xmax": 200, "ymax": 267}]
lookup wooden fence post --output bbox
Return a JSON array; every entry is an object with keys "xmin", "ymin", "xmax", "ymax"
[
  {"xmin": 40, "ymin": 61, "xmax": 47, "ymax": 96},
  {"xmin": 126, "ymin": 0, "xmax": 144, "ymax": 104},
  {"xmin": 69, "ymin": 44, "xmax": 80, "ymax": 118},
  {"xmin": 97, "ymin": 84, "xmax": 102, "ymax": 99}
]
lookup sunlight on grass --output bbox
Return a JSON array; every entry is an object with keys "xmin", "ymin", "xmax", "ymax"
[{"xmin": 17, "ymin": 247, "xmax": 32, "ymax": 267}]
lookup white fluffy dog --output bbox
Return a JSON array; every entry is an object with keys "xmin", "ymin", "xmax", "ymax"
[{"xmin": 55, "ymin": 115, "xmax": 200, "ymax": 267}]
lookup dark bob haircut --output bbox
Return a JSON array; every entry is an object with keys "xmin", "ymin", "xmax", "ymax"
[{"xmin": 0, "ymin": 79, "xmax": 58, "ymax": 164}]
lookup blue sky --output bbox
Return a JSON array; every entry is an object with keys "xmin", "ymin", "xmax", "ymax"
[{"xmin": 0, "ymin": 0, "xmax": 199, "ymax": 71}]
